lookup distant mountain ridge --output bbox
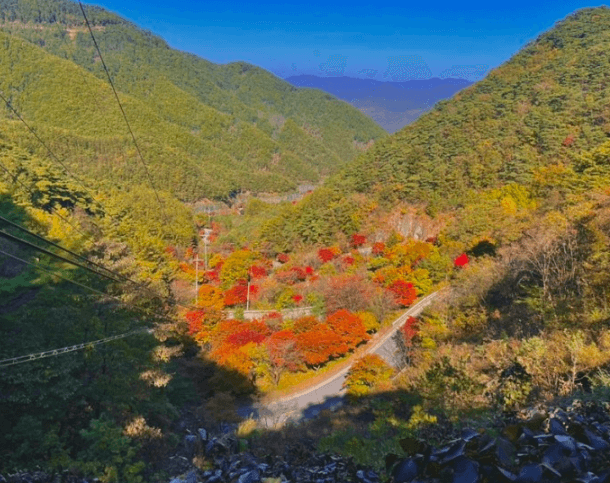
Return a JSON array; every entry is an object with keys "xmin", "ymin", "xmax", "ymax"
[{"xmin": 285, "ymin": 75, "xmax": 472, "ymax": 133}]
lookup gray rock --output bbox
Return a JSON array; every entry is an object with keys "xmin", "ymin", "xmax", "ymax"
[
  {"xmin": 198, "ymin": 428, "xmax": 208, "ymax": 441},
  {"xmin": 237, "ymin": 469, "xmax": 260, "ymax": 483},
  {"xmin": 185, "ymin": 470, "xmax": 197, "ymax": 483},
  {"xmin": 184, "ymin": 434, "xmax": 197, "ymax": 457}
]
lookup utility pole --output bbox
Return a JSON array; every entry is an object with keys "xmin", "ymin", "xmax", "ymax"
[
  {"xmin": 195, "ymin": 228, "xmax": 213, "ymax": 305},
  {"xmin": 195, "ymin": 253, "xmax": 199, "ymax": 305},
  {"xmin": 202, "ymin": 228, "xmax": 212, "ymax": 271},
  {"xmin": 246, "ymin": 276, "xmax": 251, "ymax": 312}
]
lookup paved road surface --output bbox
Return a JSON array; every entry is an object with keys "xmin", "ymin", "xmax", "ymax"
[{"xmin": 239, "ymin": 291, "xmax": 442, "ymax": 427}]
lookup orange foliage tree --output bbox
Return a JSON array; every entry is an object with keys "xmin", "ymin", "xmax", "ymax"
[
  {"xmin": 325, "ymin": 309, "xmax": 370, "ymax": 349},
  {"xmin": 197, "ymin": 284, "xmax": 225, "ymax": 310},
  {"xmin": 292, "ymin": 315, "xmax": 320, "ymax": 334},
  {"xmin": 296, "ymin": 325, "xmax": 349, "ymax": 367}
]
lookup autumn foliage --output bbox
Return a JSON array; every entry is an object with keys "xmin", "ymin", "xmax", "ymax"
[
  {"xmin": 454, "ymin": 253, "xmax": 469, "ymax": 268},
  {"xmin": 344, "ymin": 354, "xmax": 394, "ymax": 397},
  {"xmin": 351, "ymin": 233, "xmax": 366, "ymax": 248},
  {"xmin": 372, "ymin": 242, "xmax": 386, "ymax": 256},
  {"xmin": 388, "ymin": 280, "xmax": 417, "ymax": 307},
  {"xmin": 223, "ymin": 280, "xmax": 259, "ymax": 307},
  {"xmin": 401, "ymin": 316, "xmax": 419, "ymax": 346},
  {"xmin": 326, "ymin": 310, "xmax": 370, "ymax": 348},
  {"xmin": 318, "ymin": 246, "xmax": 341, "ymax": 263},
  {"xmin": 182, "ymin": 229, "xmax": 440, "ymax": 388}
]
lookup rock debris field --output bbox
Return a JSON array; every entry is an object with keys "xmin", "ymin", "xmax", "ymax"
[{"xmin": 4, "ymin": 400, "xmax": 610, "ymax": 482}]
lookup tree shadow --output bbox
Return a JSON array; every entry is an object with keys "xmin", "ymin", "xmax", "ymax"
[{"xmin": 0, "ymin": 196, "xmax": 258, "ymax": 478}]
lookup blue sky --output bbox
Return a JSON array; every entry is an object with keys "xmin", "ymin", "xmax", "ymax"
[{"xmin": 91, "ymin": 0, "xmax": 604, "ymax": 81}]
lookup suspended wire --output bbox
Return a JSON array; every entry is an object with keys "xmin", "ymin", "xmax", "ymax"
[
  {"xmin": 0, "ymin": 248, "xmax": 169, "ymax": 321},
  {"xmin": 0, "ymin": 162, "xmax": 177, "ymax": 305},
  {"xmin": 0, "ymin": 89, "xmax": 109, "ymax": 218},
  {"xmin": 78, "ymin": 1, "xmax": 169, "ymax": 225},
  {"xmin": 0, "ymin": 214, "xmax": 122, "ymax": 281},
  {"xmin": 0, "ymin": 159, "xmax": 94, "ymax": 239},
  {"xmin": 0, "ymin": 229, "xmax": 125, "ymax": 284},
  {"xmin": 0, "ymin": 214, "xmax": 163, "ymax": 296},
  {"xmin": 1, "ymin": 247, "xmax": 131, "ymax": 302},
  {"xmin": 0, "ymin": 227, "xmax": 196, "ymax": 311},
  {"xmin": 0, "ymin": 327, "xmax": 153, "ymax": 368}
]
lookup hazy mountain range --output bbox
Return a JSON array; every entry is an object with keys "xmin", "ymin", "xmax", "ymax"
[{"xmin": 285, "ymin": 75, "xmax": 473, "ymax": 133}]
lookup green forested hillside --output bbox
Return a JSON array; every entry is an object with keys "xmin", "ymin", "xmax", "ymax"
[
  {"xmin": 335, "ymin": 7, "xmax": 610, "ymax": 209},
  {"xmin": 0, "ymin": 0, "xmax": 385, "ymax": 201}
]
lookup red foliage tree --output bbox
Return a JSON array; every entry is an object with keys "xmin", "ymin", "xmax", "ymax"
[
  {"xmin": 226, "ymin": 329, "xmax": 266, "ymax": 347},
  {"xmin": 265, "ymin": 330, "xmax": 302, "ymax": 384},
  {"xmin": 325, "ymin": 309, "xmax": 370, "ymax": 349},
  {"xmin": 343, "ymin": 255, "xmax": 355, "ymax": 266},
  {"xmin": 401, "ymin": 316, "xmax": 419, "ymax": 347},
  {"xmin": 203, "ymin": 269, "xmax": 220, "ymax": 282},
  {"xmin": 305, "ymin": 266, "xmax": 314, "ymax": 276},
  {"xmin": 291, "ymin": 266, "xmax": 307, "ymax": 281},
  {"xmin": 454, "ymin": 253, "xmax": 469, "ymax": 268},
  {"xmin": 277, "ymin": 253, "xmax": 289, "ymax": 263},
  {"xmin": 223, "ymin": 280, "xmax": 259, "ymax": 307},
  {"xmin": 351, "ymin": 233, "xmax": 366, "ymax": 248},
  {"xmin": 250, "ymin": 265, "xmax": 267, "ymax": 279},
  {"xmin": 388, "ymin": 280, "xmax": 417, "ymax": 307},
  {"xmin": 185, "ymin": 309, "xmax": 206, "ymax": 335},
  {"xmin": 292, "ymin": 294, "xmax": 303, "ymax": 304},
  {"xmin": 562, "ymin": 134, "xmax": 575, "ymax": 147},
  {"xmin": 318, "ymin": 247, "xmax": 336, "ymax": 263},
  {"xmin": 277, "ymin": 267, "xmax": 308, "ymax": 284}
]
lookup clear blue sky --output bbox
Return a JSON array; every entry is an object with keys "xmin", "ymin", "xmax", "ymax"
[{"xmin": 90, "ymin": 0, "xmax": 605, "ymax": 81}]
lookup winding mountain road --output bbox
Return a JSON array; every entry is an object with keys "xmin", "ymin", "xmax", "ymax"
[{"xmin": 242, "ymin": 291, "xmax": 443, "ymax": 427}]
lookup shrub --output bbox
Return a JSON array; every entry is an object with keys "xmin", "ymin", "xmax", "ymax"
[{"xmin": 344, "ymin": 354, "xmax": 394, "ymax": 398}]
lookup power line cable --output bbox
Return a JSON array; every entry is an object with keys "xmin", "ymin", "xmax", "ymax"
[
  {"xmin": 0, "ymin": 248, "xmax": 173, "ymax": 323},
  {"xmin": 0, "ymin": 226, "xmax": 196, "ymax": 311},
  {"xmin": 0, "ymin": 214, "xmax": 167, "ymax": 298},
  {"xmin": 78, "ymin": 1, "xmax": 169, "ymax": 225},
  {"xmin": 0, "ymin": 160, "xmax": 194, "ymax": 310},
  {"xmin": 0, "ymin": 214, "xmax": 122, "ymax": 281},
  {"xmin": 0, "ymin": 247, "xmax": 135, "ymax": 304},
  {"xmin": 0, "ymin": 327, "xmax": 153, "ymax": 368},
  {"xmin": 0, "ymin": 229, "xmax": 125, "ymax": 285}
]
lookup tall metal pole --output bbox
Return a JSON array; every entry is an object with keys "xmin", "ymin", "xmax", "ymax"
[
  {"xmin": 195, "ymin": 254, "xmax": 199, "ymax": 305},
  {"xmin": 204, "ymin": 237, "xmax": 208, "ymax": 271}
]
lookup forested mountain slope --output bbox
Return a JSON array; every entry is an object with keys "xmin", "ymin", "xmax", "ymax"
[
  {"xmin": 0, "ymin": 0, "xmax": 385, "ymax": 201},
  {"xmin": 335, "ymin": 7, "xmax": 610, "ymax": 209}
]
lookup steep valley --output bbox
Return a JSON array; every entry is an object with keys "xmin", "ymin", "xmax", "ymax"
[{"xmin": 3, "ymin": 2, "xmax": 610, "ymax": 483}]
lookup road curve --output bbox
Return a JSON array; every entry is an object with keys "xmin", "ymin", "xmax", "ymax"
[{"xmin": 246, "ymin": 290, "xmax": 442, "ymax": 426}]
